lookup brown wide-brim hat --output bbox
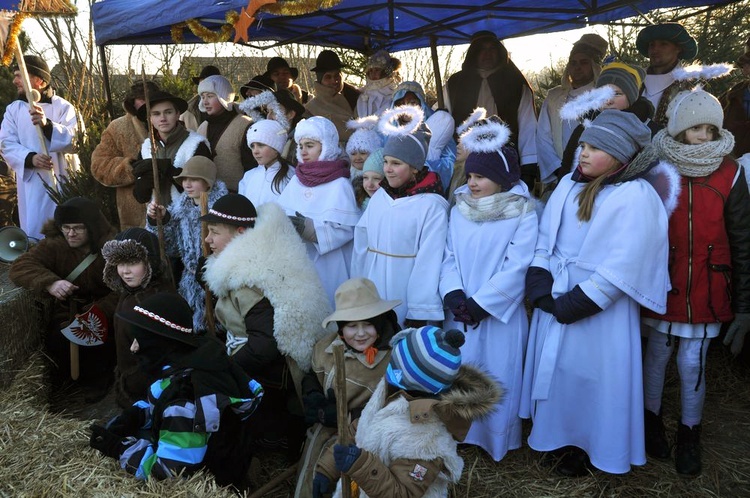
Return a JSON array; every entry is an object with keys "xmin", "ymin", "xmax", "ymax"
[
  {"xmin": 117, "ymin": 292, "xmax": 202, "ymax": 347},
  {"xmin": 636, "ymin": 23, "xmax": 698, "ymax": 61},
  {"xmin": 240, "ymin": 74, "xmax": 275, "ymax": 99},
  {"xmin": 136, "ymin": 90, "xmax": 189, "ymax": 121},
  {"xmin": 173, "ymin": 156, "xmax": 217, "ymax": 189},
  {"xmin": 322, "ymin": 278, "xmax": 401, "ymax": 328}
]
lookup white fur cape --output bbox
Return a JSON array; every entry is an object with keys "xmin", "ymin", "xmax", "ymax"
[{"xmin": 203, "ymin": 202, "xmax": 332, "ymax": 371}]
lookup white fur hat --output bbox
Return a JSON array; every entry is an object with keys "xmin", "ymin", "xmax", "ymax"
[
  {"xmin": 346, "ymin": 116, "xmax": 382, "ymax": 155},
  {"xmin": 247, "ymin": 119, "xmax": 288, "ymax": 155},
  {"xmin": 294, "ymin": 116, "xmax": 342, "ymax": 162},
  {"xmin": 198, "ymin": 75, "xmax": 235, "ymax": 112}
]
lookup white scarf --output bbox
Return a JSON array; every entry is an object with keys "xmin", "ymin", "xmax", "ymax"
[{"xmin": 455, "ymin": 189, "xmax": 532, "ymax": 222}]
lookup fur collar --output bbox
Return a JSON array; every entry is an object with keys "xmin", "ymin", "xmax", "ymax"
[
  {"xmin": 141, "ymin": 131, "xmax": 210, "ymax": 169},
  {"xmin": 204, "ymin": 202, "xmax": 332, "ymax": 371}
]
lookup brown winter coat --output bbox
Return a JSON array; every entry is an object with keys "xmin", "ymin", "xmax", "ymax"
[
  {"xmin": 721, "ymin": 80, "xmax": 750, "ymax": 157},
  {"xmin": 91, "ymin": 114, "xmax": 149, "ymax": 229}
]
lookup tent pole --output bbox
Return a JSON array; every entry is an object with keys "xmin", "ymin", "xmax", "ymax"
[
  {"xmin": 430, "ymin": 35, "xmax": 444, "ymax": 109},
  {"xmin": 99, "ymin": 46, "xmax": 115, "ymax": 120}
]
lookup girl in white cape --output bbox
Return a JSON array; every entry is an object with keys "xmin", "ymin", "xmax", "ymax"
[
  {"xmin": 521, "ymin": 110, "xmax": 673, "ymax": 476},
  {"xmin": 440, "ymin": 115, "xmax": 538, "ymax": 462},
  {"xmin": 238, "ymin": 119, "xmax": 295, "ymax": 206},
  {"xmin": 351, "ymin": 106, "xmax": 449, "ymax": 328},
  {"xmin": 277, "ymin": 116, "xmax": 360, "ymax": 306}
]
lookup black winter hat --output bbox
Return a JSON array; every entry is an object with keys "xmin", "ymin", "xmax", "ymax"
[
  {"xmin": 101, "ymin": 228, "xmax": 162, "ymax": 292},
  {"xmin": 16, "ymin": 55, "xmax": 51, "ymax": 84},
  {"xmin": 311, "ymin": 50, "xmax": 346, "ymax": 72},
  {"xmin": 53, "ymin": 197, "xmax": 111, "ymax": 253},
  {"xmin": 198, "ymin": 193, "xmax": 257, "ymax": 228},
  {"xmin": 265, "ymin": 57, "xmax": 299, "ymax": 80},
  {"xmin": 123, "ymin": 81, "xmax": 160, "ymax": 117},
  {"xmin": 118, "ymin": 292, "xmax": 202, "ymax": 347},
  {"xmin": 192, "ymin": 64, "xmax": 221, "ymax": 84},
  {"xmin": 274, "ymin": 89, "xmax": 306, "ymax": 126},
  {"xmin": 239, "ymin": 74, "xmax": 275, "ymax": 99}
]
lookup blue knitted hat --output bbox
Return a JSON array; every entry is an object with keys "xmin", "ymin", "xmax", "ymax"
[{"xmin": 386, "ymin": 326, "xmax": 465, "ymax": 394}]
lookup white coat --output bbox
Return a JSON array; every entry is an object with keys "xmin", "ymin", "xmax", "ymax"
[
  {"xmin": 237, "ymin": 161, "xmax": 294, "ymax": 207},
  {"xmin": 439, "ymin": 183, "xmax": 538, "ymax": 461},
  {"xmin": 520, "ymin": 175, "xmax": 670, "ymax": 474},
  {"xmin": 0, "ymin": 96, "xmax": 81, "ymax": 240},
  {"xmin": 351, "ymin": 188, "xmax": 448, "ymax": 325}
]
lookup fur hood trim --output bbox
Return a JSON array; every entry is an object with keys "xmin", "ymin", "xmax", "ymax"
[
  {"xmin": 141, "ymin": 131, "xmax": 210, "ymax": 169},
  {"xmin": 560, "ymin": 85, "xmax": 615, "ymax": 121},
  {"xmin": 435, "ymin": 364, "xmax": 503, "ymax": 422},
  {"xmin": 643, "ymin": 160, "xmax": 683, "ymax": 218},
  {"xmin": 101, "ymin": 239, "xmax": 152, "ymax": 292},
  {"xmin": 204, "ymin": 202, "xmax": 332, "ymax": 371}
]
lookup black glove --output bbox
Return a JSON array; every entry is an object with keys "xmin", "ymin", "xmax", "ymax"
[
  {"xmin": 89, "ymin": 424, "xmax": 125, "ymax": 459},
  {"xmin": 333, "ymin": 444, "xmax": 362, "ymax": 473},
  {"xmin": 465, "ymin": 298, "xmax": 490, "ymax": 324},
  {"xmin": 553, "ymin": 285, "xmax": 602, "ymax": 324},
  {"xmin": 106, "ymin": 405, "xmax": 143, "ymax": 437},
  {"xmin": 526, "ymin": 267, "xmax": 554, "ymax": 305},
  {"xmin": 302, "ymin": 390, "xmax": 326, "ymax": 426},
  {"xmin": 444, "ymin": 290, "xmax": 477, "ymax": 327},
  {"xmin": 312, "ymin": 472, "xmax": 332, "ymax": 498},
  {"xmin": 520, "ymin": 163, "xmax": 539, "ymax": 190},
  {"xmin": 195, "ymin": 255, "xmax": 208, "ymax": 286},
  {"xmin": 131, "ymin": 158, "xmax": 154, "ymax": 177},
  {"xmin": 536, "ymin": 295, "xmax": 555, "ymax": 314},
  {"xmin": 289, "ymin": 213, "xmax": 306, "ymax": 236},
  {"xmin": 132, "ymin": 158, "xmax": 180, "ymax": 203},
  {"xmin": 320, "ymin": 388, "xmax": 337, "ymax": 428}
]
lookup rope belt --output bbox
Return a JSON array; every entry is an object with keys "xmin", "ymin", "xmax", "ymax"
[{"xmin": 367, "ymin": 247, "xmax": 416, "ymax": 258}]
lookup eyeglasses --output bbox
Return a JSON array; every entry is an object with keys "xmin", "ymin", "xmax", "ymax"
[{"xmin": 61, "ymin": 225, "xmax": 87, "ymax": 234}]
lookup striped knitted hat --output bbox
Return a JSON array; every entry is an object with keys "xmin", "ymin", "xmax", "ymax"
[{"xmin": 386, "ymin": 326, "xmax": 465, "ymax": 394}]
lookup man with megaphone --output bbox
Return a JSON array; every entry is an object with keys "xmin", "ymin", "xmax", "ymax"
[{"xmin": 9, "ymin": 197, "xmax": 118, "ymax": 403}]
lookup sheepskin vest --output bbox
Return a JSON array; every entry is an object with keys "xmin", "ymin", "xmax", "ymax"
[
  {"xmin": 141, "ymin": 128, "xmax": 209, "ymax": 169},
  {"xmin": 197, "ymin": 113, "xmax": 252, "ymax": 192},
  {"xmin": 203, "ymin": 202, "xmax": 332, "ymax": 372}
]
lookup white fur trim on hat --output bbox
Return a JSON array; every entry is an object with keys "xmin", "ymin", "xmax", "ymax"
[
  {"xmin": 294, "ymin": 116, "xmax": 342, "ymax": 162},
  {"xmin": 378, "ymin": 105, "xmax": 424, "ymax": 137},
  {"xmin": 460, "ymin": 118, "xmax": 511, "ymax": 154},
  {"xmin": 247, "ymin": 119, "xmax": 288, "ymax": 155},
  {"xmin": 559, "ymin": 85, "xmax": 615, "ymax": 121},
  {"xmin": 673, "ymin": 63, "xmax": 734, "ymax": 82},
  {"xmin": 198, "ymin": 75, "xmax": 235, "ymax": 112},
  {"xmin": 238, "ymin": 90, "xmax": 276, "ymax": 123},
  {"xmin": 346, "ymin": 116, "xmax": 382, "ymax": 155},
  {"xmin": 456, "ymin": 107, "xmax": 487, "ymax": 135},
  {"xmin": 425, "ymin": 110, "xmax": 455, "ymax": 162}
]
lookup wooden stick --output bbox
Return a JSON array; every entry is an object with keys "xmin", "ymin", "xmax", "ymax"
[
  {"xmin": 199, "ymin": 191, "xmax": 215, "ymax": 336},
  {"xmin": 333, "ymin": 343, "xmax": 351, "ymax": 498},
  {"xmin": 15, "ymin": 45, "xmax": 56, "ymax": 189},
  {"xmin": 430, "ymin": 35, "xmax": 444, "ymax": 109},
  {"xmin": 141, "ymin": 66, "xmax": 173, "ymax": 288},
  {"xmin": 68, "ymin": 300, "xmax": 79, "ymax": 380},
  {"xmin": 247, "ymin": 463, "xmax": 298, "ymax": 498}
]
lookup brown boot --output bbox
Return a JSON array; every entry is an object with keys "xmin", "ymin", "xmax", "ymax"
[
  {"xmin": 675, "ymin": 423, "xmax": 702, "ymax": 476},
  {"xmin": 644, "ymin": 409, "xmax": 671, "ymax": 459}
]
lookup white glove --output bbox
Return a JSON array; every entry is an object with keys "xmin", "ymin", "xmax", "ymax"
[{"xmin": 724, "ymin": 312, "xmax": 750, "ymax": 356}]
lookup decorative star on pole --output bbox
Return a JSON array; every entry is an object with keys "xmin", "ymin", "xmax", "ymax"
[{"xmin": 234, "ymin": 0, "xmax": 277, "ymax": 43}]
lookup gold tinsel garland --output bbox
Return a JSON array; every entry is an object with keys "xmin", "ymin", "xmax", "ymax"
[
  {"xmin": 261, "ymin": 0, "xmax": 343, "ymax": 16},
  {"xmin": 1, "ymin": 12, "xmax": 29, "ymax": 66},
  {"xmin": 171, "ymin": 11, "xmax": 240, "ymax": 44}
]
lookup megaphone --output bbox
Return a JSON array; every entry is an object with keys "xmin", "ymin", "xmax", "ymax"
[{"xmin": 0, "ymin": 226, "xmax": 29, "ymax": 262}]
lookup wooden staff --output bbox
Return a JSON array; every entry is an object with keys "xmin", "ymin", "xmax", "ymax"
[
  {"xmin": 199, "ymin": 191, "xmax": 216, "ymax": 336},
  {"xmin": 141, "ymin": 66, "xmax": 173, "ymax": 288},
  {"xmin": 333, "ymin": 343, "xmax": 352, "ymax": 498},
  {"xmin": 69, "ymin": 300, "xmax": 79, "ymax": 380},
  {"xmin": 15, "ymin": 45, "xmax": 56, "ymax": 188}
]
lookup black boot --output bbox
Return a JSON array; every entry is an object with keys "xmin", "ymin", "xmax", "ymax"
[
  {"xmin": 644, "ymin": 409, "xmax": 671, "ymax": 459},
  {"xmin": 675, "ymin": 423, "xmax": 702, "ymax": 476}
]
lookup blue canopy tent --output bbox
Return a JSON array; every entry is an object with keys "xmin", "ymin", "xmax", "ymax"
[{"xmin": 90, "ymin": 0, "xmax": 737, "ymax": 112}]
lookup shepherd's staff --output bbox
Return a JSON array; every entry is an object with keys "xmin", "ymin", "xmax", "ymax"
[
  {"xmin": 333, "ymin": 343, "xmax": 352, "ymax": 498},
  {"xmin": 14, "ymin": 45, "xmax": 56, "ymax": 188},
  {"xmin": 141, "ymin": 66, "xmax": 173, "ymax": 288},
  {"xmin": 199, "ymin": 191, "xmax": 216, "ymax": 336}
]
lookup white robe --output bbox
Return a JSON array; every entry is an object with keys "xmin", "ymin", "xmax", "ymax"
[
  {"xmin": 643, "ymin": 71, "xmax": 677, "ymax": 110},
  {"xmin": 277, "ymin": 175, "xmax": 360, "ymax": 307},
  {"xmin": 237, "ymin": 161, "xmax": 295, "ymax": 207},
  {"xmin": 0, "ymin": 96, "xmax": 81, "ymax": 240},
  {"xmin": 440, "ymin": 183, "xmax": 538, "ymax": 461},
  {"xmin": 520, "ymin": 175, "xmax": 670, "ymax": 474},
  {"xmin": 351, "ymin": 188, "xmax": 448, "ymax": 325}
]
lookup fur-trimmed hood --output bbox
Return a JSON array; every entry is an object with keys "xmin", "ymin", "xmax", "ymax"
[
  {"xmin": 433, "ymin": 364, "xmax": 503, "ymax": 435},
  {"xmin": 204, "ymin": 202, "xmax": 332, "ymax": 371},
  {"xmin": 101, "ymin": 228, "xmax": 162, "ymax": 293}
]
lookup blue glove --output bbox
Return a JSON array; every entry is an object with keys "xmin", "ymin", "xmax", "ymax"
[
  {"xmin": 312, "ymin": 472, "xmax": 332, "ymax": 498},
  {"xmin": 553, "ymin": 285, "xmax": 602, "ymax": 324},
  {"xmin": 333, "ymin": 443, "xmax": 361, "ymax": 473}
]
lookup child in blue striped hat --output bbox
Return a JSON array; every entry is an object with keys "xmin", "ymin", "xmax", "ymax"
[{"xmin": 317, "ymin": 325, "xmax": 502, "ymax": 497}]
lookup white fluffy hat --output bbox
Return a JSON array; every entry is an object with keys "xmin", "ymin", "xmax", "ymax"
[
  {"xmin": 346, "ymin": 116, "xmax": 382, "ymax": 155},
  {"xmin": 294, "ymin": 116, "xmax": 342, "ymax": 162},
  {"xmin": 198, "ymin": 75, "xmax": 235, "ymax": 112},
  {"xmin": 247, "ymin": 119, "xmax": 288, "ymax": 155}
]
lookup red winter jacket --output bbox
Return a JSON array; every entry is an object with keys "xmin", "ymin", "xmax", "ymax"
[{"xmin": 643, "ymin": 157, "xmax": 750, "ymax": 323}]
